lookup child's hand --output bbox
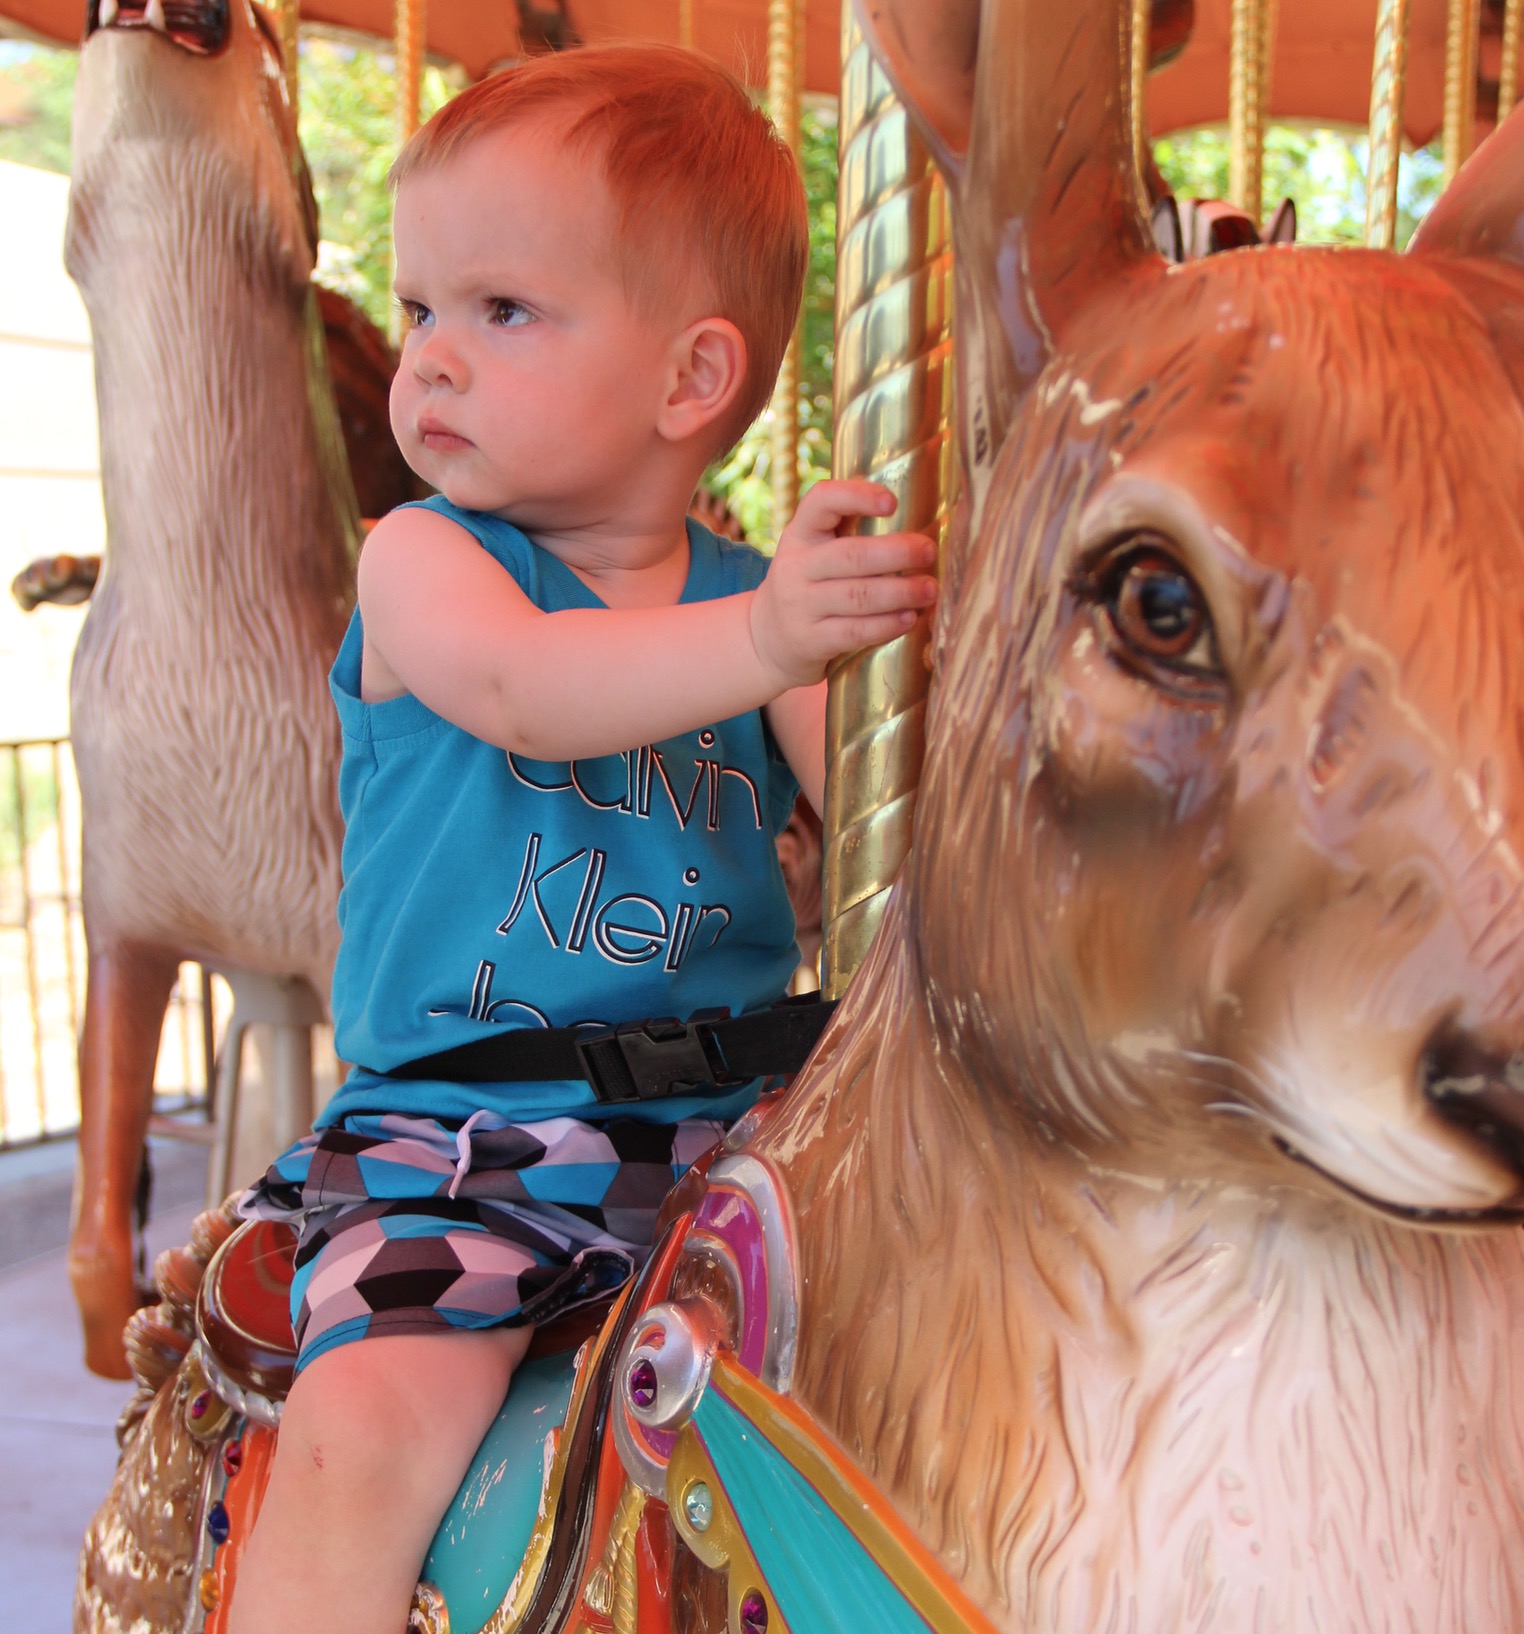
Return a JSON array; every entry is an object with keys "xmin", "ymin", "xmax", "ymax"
[{"xmin": 749, "ymin": 480, "xmax": 939, "ymax": 690}]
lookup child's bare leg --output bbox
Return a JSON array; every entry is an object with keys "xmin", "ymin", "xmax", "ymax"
[{"xmin": 229, "ymin": 1325, "xmax": 533, "ymax": 1634}]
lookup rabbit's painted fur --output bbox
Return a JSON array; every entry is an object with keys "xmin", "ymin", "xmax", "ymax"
[{"xmin": 752, "ymin": 2, "xmax": 1524, "ymax": 1626}]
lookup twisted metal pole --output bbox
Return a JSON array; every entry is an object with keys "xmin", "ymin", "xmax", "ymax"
[
  {"xmin": 389, "ymin": 0, "xmax": 427, "ymax": 343},
  {"xmin": 275, "ymin": 0, "xmax": 300, "ymax": 120},
  {"xmin": 1259, "ymin": 0, "xmax": 1281, "ymax": 147},
  {"xmin": 1501, "ymin": 0, "xmax": 1523, "ymax": 119},
  {"xmin": 396, "ymin": 0, "xmax": 426, "ymax": 146},
  {"xmin": 1442, "ymin": 0, "xmax": 1480, "ymax": 183},
  {"xmin": 1365, "ymin": 0, "xmax": 1411, "ymax": 247},
  {"xmin": 1229, "ymin": 0, "xmax": 1267, "ymax": 221},
  {"xmin": 820, "ymin": 9, "xmax": 954, "ymax": 996},
  {"xmin": 1130, "ymin": 0, "xmax": 1151, "ymax": 180},
  {"xmin": 767, "ymin": 0, "xmax": 805, "ymax": 532}
]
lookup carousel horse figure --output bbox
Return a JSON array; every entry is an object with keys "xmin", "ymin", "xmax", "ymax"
[
  {"xmin": 62, "ymin": 0, "xmax": 358, "ymax": 1376},
  {"xmin": 77, "ymin": 0, "xmax": 1524, "ymax": 1627}
]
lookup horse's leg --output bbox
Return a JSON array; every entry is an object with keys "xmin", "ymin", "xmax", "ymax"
[{"xmin": 70, "ymin": 939, "xmax": 180, "ymax": 1378}]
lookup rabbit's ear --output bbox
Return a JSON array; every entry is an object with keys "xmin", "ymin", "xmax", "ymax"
[
  {"xmin": 851, "ymin": 0, "xmax": 977, "ymax": 172},
  {"xmin": 857, "ymin": 0, "xmax": 1159, "ymax": 519},
  {"xmin": 1264, "ymin": 197, "xmax": 1297, "ymax": 246},
  {"xmin": 1152, "ymin": 195, "xmax": 1186, "ymax": 262},
  {"xmin": 964, "ymin": 0, "xmax": 1156, "ymax": 334},
  {"xmin": 1408, "ymin": 103, "xmax": 1524, "ymax": 266}
]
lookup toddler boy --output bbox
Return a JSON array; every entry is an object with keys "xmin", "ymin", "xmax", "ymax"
[{"xmin": 232, "ymin": 42, "xmax": 936, "ymax": 1633}]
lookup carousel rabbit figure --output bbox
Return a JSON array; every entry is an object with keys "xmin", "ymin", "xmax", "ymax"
[{"xmin": 76, "ymin": 0, "xmax": 1524, "ymax": 1628}]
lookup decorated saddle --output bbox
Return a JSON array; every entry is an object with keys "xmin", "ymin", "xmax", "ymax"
[{"xmin": 77, "ymin": 1132, "xmax": 997, "ymax": 1634}]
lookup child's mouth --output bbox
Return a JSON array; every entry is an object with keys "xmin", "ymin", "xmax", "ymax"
[{"xmin": 418, "ymin": 420, "xmax": 471, "ymax": 453}]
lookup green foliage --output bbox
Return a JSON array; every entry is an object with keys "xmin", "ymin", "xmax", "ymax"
[
  {"xmin": 297, "ymin": 55, "xmax": 842, "ymax": 544},
  {"xmin": 296, "ymin": 47, "xmax": 840, "ymax": 545},
  {"xmin": 0, "ymin": 36, "xmax": 451, "ymax": 329},
  {"xmin": 1153, "ymin": 123, "xmax": 1444, "ymax": 249},
  {"xmin": 0, "ymin": 32, "xmax": 836, "ymax": 547},
  {"xmin": 0, "ymin": 36, "xmax": 1457, "ymax": 546},
  {"xmin": 1393, "ymin": 141, "xmax": 1446, "ymax": 245},
  {"xmin": 297, "ymin": 35, "xmax": 457, "ymax": 329},
  {"xmin": 708, "ymin": 100, "xmax": 838, "ymax": 545},
  {"xmin": 0, "ymin": 41, "xmax": 76, "ymax": 175}
]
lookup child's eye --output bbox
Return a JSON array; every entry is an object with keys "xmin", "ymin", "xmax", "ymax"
[
  {"xmin": 395, "ymin": 298, "xmax": 432, "ymax": 331},
  {"xmin": 489, "ymin": 298, "xmax": 534, "ymax": 327}
]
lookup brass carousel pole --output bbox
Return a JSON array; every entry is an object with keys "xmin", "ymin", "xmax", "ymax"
[
  {"xmin": 1229, "ymin": 0, "xmax": 1268, "ymax": 221},
  {"xmin": 1365, "ymin": 0, "xmax": 1411, "ymax": 247},
  {"xmin": 275, "ymin": 0, "xmax": 300, "ymax": 118},
  {"xmin": 1259, "ymin": 0, "xmax": 1281, "ymax": 148},
  {"xmin": 1130, "ymin": 0, "xmax": 1150, "ymax": 178},
  {"xmin": 820, "ymin": 9, "xmax": 954, "ymax": 996},
  {"xmin": 767, "ymin": 0, "xmax": 805, "ymax": 531},
  {"xmin": 679, "ymin": 0, "xmax": 695, "ymax": 50},
  {"xmin": 1502, "ymin": 0, "xmax": 1523, "ymax": 120},
  {"xmin": 1442, "ymin": 0, "xmax": 1481, "ymax": 181},
  {"xmin": 389, "ymin": 0, "xmax": 426, "ymax": 342},
  {"xmin": 396, "ymin": 0, "xmax": 427, "ymax": 146}
]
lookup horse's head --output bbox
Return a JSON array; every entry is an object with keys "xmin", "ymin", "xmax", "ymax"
[{"xmin": 860, "ymin": 0, "xmax": 1524, "ymax": 1222}]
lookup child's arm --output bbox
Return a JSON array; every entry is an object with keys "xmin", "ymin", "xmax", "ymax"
[
  {"xmin": 766, "ymin": 683, "xmax": 828, "ymax": 817},
  {"xmin": 356, "ymin": 481, "xmax": 936, "ymax": 762}
]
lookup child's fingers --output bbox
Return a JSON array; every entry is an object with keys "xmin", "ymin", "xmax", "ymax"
[
  {"xmin": 811, "ymin": 574, "xmax": 938, "ymax": 619},
  {"xmin": 805, "ymin": 530, "xmax": 938, "ymax": 581},
  {"xmin": 786, "ymin": 479, "xmax": 898, "ymax": 543},
  {"xmin": 818, "ymin": 607, "xmax": 928, "ymax": 654}
]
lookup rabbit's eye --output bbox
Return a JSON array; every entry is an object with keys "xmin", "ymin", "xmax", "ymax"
[
  {"xmin": 1090, "ymin": 543, "xmax": 1221, "ymax": 683},
  {"xmin": 1114, "ymin": 552, "xmax": 1205, "ymax": 656}
]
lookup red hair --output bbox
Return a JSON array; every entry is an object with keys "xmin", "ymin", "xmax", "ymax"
[{"xmin": 391, "ymin": 44, "xmax": 808, "ymax": 447}]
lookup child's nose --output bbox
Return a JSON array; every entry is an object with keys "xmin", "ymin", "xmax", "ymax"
[{"xmin": 413, "ymin": 330, "xmax": 468, "ymax": 389}]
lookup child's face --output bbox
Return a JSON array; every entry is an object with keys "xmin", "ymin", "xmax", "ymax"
[{"xmin": 389, "ymin": 118, "xmax": 683, "ymax": 530}]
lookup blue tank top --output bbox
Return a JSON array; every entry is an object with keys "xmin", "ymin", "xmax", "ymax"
[{"xmin": 319, "ymin": 497, "xmax": 801, "ymax": 1128}]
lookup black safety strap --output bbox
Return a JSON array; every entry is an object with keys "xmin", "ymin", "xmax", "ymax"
[{"xmin": 384, "ymin": 994, "xmax": 837, "ymax": 1106}]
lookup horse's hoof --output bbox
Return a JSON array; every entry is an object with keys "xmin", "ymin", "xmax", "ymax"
[
  {"xmin": 10, "ymin": 552, "xmax": 101, "ymax": 611},
  {"xmin": 70, "ymin": 1255, "xmax": 142, "ymax": 1380}
]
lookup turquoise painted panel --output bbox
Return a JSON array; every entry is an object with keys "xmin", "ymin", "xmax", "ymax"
[
  {"xmin": 419, "ymin": 1351, "xmax": 579, "ymax": 1634},
  {"xmin": 692, "ymin": 1387, "xmax": 933, "ymax": 1634}
]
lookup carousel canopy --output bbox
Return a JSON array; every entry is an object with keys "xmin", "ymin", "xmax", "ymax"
[
  {"xmin": 0, "ymin": 1, "xmax": 844, "ymax": 93},
  {"xmin": 0, "ymin": 0, "xmax": 1503, "ymax": 145},
  {"xmin": 1154, "ymin": 0, "xmax": 1502, "ymax": 148}
]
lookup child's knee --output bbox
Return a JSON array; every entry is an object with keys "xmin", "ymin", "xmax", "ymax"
[
  {"xmin": 277, "ymin": 1327, "xmax": 529, "ymax": 1498},
  {"xmin": 276, "ymin": 1348, "xmax": 424, "ymax": 1494}
]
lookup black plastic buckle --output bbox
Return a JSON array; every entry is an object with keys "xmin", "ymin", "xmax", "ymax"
[{"xmin": 575, "ymin": 1009, "xmax": 739, "ymax": 1103}]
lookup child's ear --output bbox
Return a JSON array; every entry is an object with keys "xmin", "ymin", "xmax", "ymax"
[{"xmin": 657, "ymin": 318, "xmax": 746, "ymax": 444}]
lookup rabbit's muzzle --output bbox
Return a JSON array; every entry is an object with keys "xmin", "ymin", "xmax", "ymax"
[
  {"xmin": 1220, "ymin": 616, "xmax": 1524, "ymax": 1223},
  {"xmin": 1420, "ymin": 1028, "xmax": 1524, "ymax": 1200},
  {"xmin": 912, "ymin": 459, "xmax": 1524, "ymax": 1227}
]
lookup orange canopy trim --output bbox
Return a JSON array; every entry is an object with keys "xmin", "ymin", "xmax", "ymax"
[
  {"xmin": 0, "ymin": 0, "xmax": 1505, "ymax": 145},
  {"xmin": 1149, "ymin": 0, "xmax": 1504, "ymax": 147},
  {"xmin": 0, "ymin": 0, "xmax": 844, "ymax": 94}
]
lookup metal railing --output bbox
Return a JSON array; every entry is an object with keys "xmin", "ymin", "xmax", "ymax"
[{"xmin": 0, "ymin": 736, "xmax": 213, "ymax": 1149}]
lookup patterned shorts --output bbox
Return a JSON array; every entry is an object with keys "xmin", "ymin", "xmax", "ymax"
[{"xmin": 238, "ymin": 1110, "xmax": 723, "ymax": 1372}]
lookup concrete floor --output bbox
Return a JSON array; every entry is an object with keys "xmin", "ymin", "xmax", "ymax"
[{"xmin": 0, "ymin": 1135, "xmax": 206, "ymax": 1632}]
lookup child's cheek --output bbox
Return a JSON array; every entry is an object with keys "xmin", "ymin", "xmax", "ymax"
[{"xmin": 389, "ymin": 371, "xmax": 417, "ymax": 454}]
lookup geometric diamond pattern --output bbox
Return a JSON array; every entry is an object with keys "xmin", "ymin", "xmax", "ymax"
[{"xmin": 240, "ymin": 1108, "xmax": 724, "ymax": 1373}]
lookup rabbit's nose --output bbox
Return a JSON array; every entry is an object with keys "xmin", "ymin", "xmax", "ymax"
[{"xmin": 1421, "ymin": 1026, "xmax": 1524, "ymax": 1179}]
